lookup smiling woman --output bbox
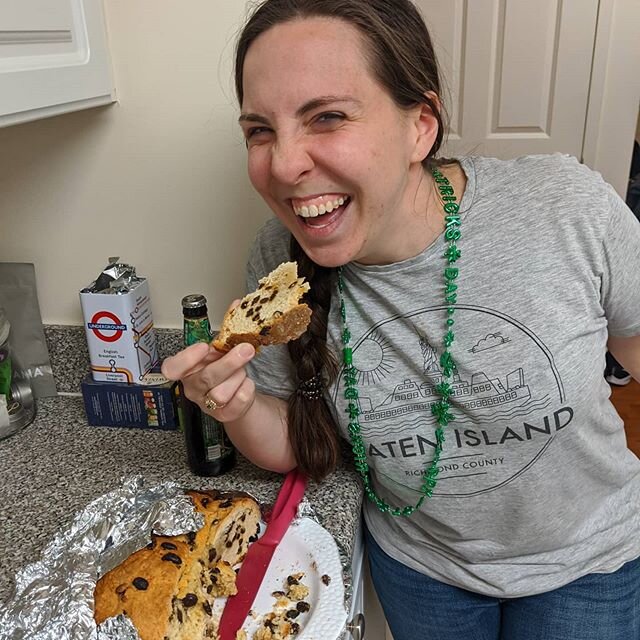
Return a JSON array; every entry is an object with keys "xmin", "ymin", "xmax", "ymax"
[{"xmin": 158, "ymin": 0, "xmax": 640, "ymax": 638}]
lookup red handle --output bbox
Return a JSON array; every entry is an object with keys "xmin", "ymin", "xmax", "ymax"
[{"xmin": 259, "ymin": 469, "xmax": 307, "ymax": 545}]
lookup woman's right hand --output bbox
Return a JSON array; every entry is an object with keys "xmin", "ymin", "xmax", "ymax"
[{"xmin": 161, "ymin": 341, "xmax": 257, "ymax": 423}]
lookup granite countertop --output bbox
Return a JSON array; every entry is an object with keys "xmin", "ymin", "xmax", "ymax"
[{"xmin": 0, "ymin": 395, "xmax": 364, "ymax": 605}]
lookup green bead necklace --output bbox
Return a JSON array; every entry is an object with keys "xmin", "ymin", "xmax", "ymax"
[{"xmin": 337, "ymin": 166, "xmax": 461, "ymax": 517}]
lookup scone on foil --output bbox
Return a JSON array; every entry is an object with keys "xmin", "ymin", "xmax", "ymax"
[
  {"xmin": 212, "ymin": 262, "xmax": 312, "ymax": 353},
  {"xmin": 93, "ymin": 491, "xmax": 261, "ymax": 640}
]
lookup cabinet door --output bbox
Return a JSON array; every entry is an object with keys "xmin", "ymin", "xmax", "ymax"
[
  {"xmin": 418, "ymin": 0, "xmax": 599, "ymax": 159},
  {"xmin": 0, "ymin": 0, "xmax": 115, "ymax": 127}
]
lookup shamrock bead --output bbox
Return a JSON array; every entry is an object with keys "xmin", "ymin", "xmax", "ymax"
[
  {"xmin": 435, "ymin": 381, "xmax": 453, "ymax": 398},
  {"xmin": 344, "ymin": 366, "xmax": 358, "ymax": 386},
  {"xmin": 344, "ymin": 387, "xmax": 359, "ymax": 400},
  {"xmin": 347, "ymin": 402, "xmax": 360, "ymax": 419},
  {"xmin": 444, "ymin": 245, "xmax": 462, "ymax": 263},
  {"xmin": 440, "ymin": 352, "xmax": 456, "ymax": 376}
]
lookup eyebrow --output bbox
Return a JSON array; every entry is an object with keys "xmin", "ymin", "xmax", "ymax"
[{"xmin": 238, "ymin": 95, "xmax": 361, "ymax": 124}]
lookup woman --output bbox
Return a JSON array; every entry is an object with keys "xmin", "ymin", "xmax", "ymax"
[{"xmin": 162, "ymin": 1, "xmax": 640, "ymax": 637}]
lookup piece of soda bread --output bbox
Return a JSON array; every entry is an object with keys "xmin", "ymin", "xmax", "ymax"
[{"xmin": 212, "ymin": 262, "xmax": 312, "ymax": 353}]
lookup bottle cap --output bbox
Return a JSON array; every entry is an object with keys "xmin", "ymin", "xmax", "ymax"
[{"xmin": 181, "ymin": 294, "xmax": 207, "ymax": 310}]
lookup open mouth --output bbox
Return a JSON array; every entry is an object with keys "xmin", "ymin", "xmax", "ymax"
[{"xmin": 291, "ymin": 195, "xmax": 351, "ymax": 229}]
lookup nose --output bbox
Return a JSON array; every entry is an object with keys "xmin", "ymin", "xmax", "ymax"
[{"xmin": 270, "ymin": 135, "xmax": 314, "ymax": 185}]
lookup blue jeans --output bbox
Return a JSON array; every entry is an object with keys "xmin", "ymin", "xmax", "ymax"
[{"xmin": 366, "ymin": 528, "xmax": 640, "ymax": 640}]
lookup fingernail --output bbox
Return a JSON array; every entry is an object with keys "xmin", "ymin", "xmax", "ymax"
[{"xmin": 238, "ymin": 344, "xmax": 254, "ymax": 358}]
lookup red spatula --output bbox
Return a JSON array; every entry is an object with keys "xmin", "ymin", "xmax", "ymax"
[{"xmin": 218, "ymin": 469, "xmax": 307, "ymax": 640}]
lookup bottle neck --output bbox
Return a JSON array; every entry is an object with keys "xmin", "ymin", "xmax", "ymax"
[{"xmin": 183, "ymin": 316, "xmax": 212, "ymax": 347}]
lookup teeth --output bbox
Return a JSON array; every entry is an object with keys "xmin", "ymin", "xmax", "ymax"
[{"xmin": 293, "ymin": 196, "xmax": 348, "ymax": 218}]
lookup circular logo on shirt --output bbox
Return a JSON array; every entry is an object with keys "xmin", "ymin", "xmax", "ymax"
[{"xmin": 334, "ymin": 305, "xmax": 572, "ymax": 498}]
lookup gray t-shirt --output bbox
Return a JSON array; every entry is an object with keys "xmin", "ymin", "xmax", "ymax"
[{"xmin": 245, "ymin": 153, "xmax": 640, "ymax": 598}]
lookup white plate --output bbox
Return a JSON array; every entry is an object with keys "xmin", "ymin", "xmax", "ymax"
[{"xmin": 214, "ymin": 517, "xmax": 347, "ymax": 639}]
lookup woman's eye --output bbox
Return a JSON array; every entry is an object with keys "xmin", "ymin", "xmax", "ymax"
[
  {"xmin": 315, "ymin": 112, "xmax": 344, "ymax": 125},
  {"xmin": 245, "ymin": 126, "xmax": 272, "ymax": 140}
]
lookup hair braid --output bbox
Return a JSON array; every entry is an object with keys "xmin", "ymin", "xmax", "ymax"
[{"xmin": 287, "ymin": 237, "xmax": 340, "ymax": 481}]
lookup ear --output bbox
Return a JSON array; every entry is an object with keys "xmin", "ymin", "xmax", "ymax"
[{"xmin": 409, "ymin": 91, "xmax": 441, "ymax": 163}]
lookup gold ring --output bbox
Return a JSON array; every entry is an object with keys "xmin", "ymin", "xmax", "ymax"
[{"xmin": 204, "ymin": 396, "xmax": 225, "ymax": 412}]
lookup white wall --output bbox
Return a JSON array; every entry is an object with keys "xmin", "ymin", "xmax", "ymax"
[{"xmin": 0, "ymin": 1, "xmax": 269, "ymax": 328}]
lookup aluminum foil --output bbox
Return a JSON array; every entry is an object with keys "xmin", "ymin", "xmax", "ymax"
[
  {"xmin": 0, "ymin": 477, "xmax": 203, "ymax": 640},
  {"xmin": 81, "ymin": 257, "xmax": 145, "ymax": 295}
]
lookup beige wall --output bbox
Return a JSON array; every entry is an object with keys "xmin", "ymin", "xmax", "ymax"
[{"xmin": 0, "ymin": 1, "xmax": 269, "ymax": 328}]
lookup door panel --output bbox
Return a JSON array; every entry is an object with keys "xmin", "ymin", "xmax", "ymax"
[{"xmin": 417, "ymin": 0, "xmax": 599, "ymax": 159}]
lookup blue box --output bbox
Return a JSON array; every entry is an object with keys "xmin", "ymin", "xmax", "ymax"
[{"xmin": 81, "ymin": 368, "xmax": 179, "ymax": 430}]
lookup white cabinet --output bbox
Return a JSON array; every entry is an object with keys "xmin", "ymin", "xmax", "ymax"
[{"xmin": 0, "ymin": 0, "xmax": 115, "ymax": 127}]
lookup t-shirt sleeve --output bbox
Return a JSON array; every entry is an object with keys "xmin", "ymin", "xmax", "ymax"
[
  {"xmin": 243, "ymin": 224, "xmax": 296, "ymax": 399},
  {"xmin": 601, "ymin": 186, "xmax": 640, "ymax": 336}
]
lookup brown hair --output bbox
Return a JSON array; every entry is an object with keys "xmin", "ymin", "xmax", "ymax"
[{"xmin": 235, "ymin": 0, "xmax": 447, "ymax": 481}]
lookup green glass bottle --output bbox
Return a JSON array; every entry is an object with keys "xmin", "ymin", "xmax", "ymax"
[{"xmin": 180, "ymin": 294, "xmax": 236, "ymax": 476}]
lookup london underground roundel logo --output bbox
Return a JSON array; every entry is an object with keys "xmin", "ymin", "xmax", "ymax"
[{"xmin": 88, "ymin": 311, "xmax": 127, "ymax": 342}]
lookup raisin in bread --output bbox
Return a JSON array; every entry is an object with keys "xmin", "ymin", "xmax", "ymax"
[
  {"xmin": 212, "ymin": 262, "xmax": 311, "ymax": 353},
  {"xmin": 94, "ymin": 491, "xmax": 261, "ymax": 640}
]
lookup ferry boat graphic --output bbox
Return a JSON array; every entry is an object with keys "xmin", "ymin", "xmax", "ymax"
[{"xmin": 360, "ymin": 370, "xmax": 531, "ymax": 422}]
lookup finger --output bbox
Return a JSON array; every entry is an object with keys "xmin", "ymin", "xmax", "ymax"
[
  {"xmin": 182, "ymin": 342, "xmax": 255, "ymax": 403},
  {"xmin": 198, "ymin": 343, "xmax": 255, "ymax": 391},
  {"xmin": 203, "ymin": 367, "xmax": 247, "ymax": 409},
  {"xmin": 211, "ymin": 376, "xmax": 256, "ymax": 422},
  {"xmin": 161, "ymin": 343, "xmax": 220, "ymax": 380}
]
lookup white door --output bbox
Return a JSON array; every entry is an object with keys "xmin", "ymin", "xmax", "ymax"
[{"xmin": 418, "ymin": 0, "xmax": 599, "ymax": 160}]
